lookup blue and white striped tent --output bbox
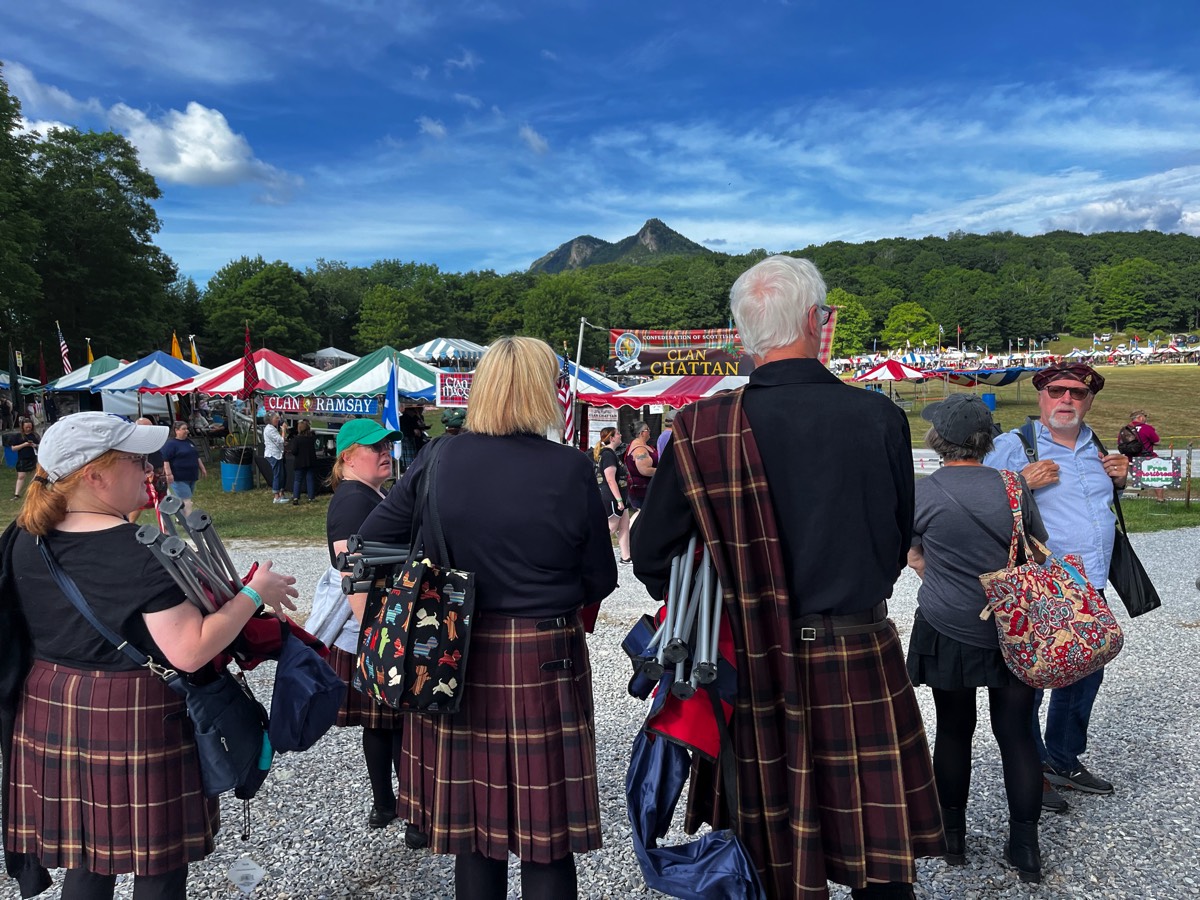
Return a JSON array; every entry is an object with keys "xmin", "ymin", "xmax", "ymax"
[
  {"xmin": 405, "ymin": 338, "xmax": 487, "ymax": 363},
  {"xmin": 87, "ymin": 350, "xmax": 207, "ymax": 393},
  {"xmin": 558, "ymin": 356, "xmax": 620, "ymax": 394}
]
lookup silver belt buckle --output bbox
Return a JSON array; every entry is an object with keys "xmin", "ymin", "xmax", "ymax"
[{"xmin": 799, "ymin": 626, "xmax": 817, "ymax": 641}]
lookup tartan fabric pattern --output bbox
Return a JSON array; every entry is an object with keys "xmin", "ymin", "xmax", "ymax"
[
  {"xmin": 329, "ymin": 646, "xmax": 404, "ymax": 730},
  {"xmin": 397, "ymin": 614, "xmax": 601, "ymax": 863},
  {"xmin": 6, "ymin": 661, "xmax": 217, "ymax": 875},
  {"xmin": 671, "ymin": 390, "xmax": 942, "ymax": 899}
]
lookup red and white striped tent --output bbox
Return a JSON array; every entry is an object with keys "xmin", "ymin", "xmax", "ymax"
[
  {"xmin": 577, "ymin": 374, "xmax": 749, "ymax": 409},
  {"xmin": 853, "ymin": 359, "xmax": 931, "ymax": 383},
  {"xmin": 140, "ymin": 348, "xmax": 322, "ymax": 396}
]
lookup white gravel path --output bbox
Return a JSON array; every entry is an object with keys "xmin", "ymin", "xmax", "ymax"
[{"xmin": 6, "ymin": 525, "xmax": 1199, "ymax": 899}]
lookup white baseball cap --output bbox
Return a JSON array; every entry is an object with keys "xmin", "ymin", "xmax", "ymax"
[{"xmin": 38, "ymin": 412, "xmax": 169, "ymax": 484}]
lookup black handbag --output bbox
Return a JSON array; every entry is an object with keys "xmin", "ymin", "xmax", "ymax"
[
  {"xmin": 38, "ymin": 538, "xmax": 271, "ymax": 799},
  {"xmin": 1108, "ymin": 493, "xmax": 1161, "ymax": 618},
  {"xmin": 355, "ymin": 437, "xmax": 476, "ymax": 714}
]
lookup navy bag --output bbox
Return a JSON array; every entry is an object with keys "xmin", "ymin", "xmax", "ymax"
[{"xmin": 268, "ymin": 629, "xmax": 344, "ymax": 753}]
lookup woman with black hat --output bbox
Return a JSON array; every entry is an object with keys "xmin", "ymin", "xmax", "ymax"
[{"xmin": 906, "ymin": 394, "xmax": 1051, "ymax": 884}]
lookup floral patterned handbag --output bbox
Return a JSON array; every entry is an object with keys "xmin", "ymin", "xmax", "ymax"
[{"xmin": 977, "ymin": 469, "xmax": 1124, "ymax": 690}]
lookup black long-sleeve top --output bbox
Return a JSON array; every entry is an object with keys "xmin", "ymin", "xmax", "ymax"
[
  {"xmin": 359, "ymin": 432, "xmax": 618, "ymax": 619},
  {"xmin": 631, "ymin": 357, "xmax": 914, "ymax": 617}
]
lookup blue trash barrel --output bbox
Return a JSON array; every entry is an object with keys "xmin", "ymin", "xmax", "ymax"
[
  {"xmin": 3, "ymin": 446, "xmax": 15, "ymax": 468},
  {"xmin": 981, "ymin": 392, "xmax": 997, "ymax": 411},
  {"xmin": 221, "ymin": 446, "xmax": 255, "ymax": 492}
]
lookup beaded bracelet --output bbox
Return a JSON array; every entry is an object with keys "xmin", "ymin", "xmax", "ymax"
[{"xmin": 240, "ymin": 586, "xmax": 264, "ymax": 610}]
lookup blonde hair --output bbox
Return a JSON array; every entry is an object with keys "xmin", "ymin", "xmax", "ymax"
[
  {"xmin": 594, "ymin": 426, "xmax": 617, "ymax": 462},
  {"xmin": 466, "ymin": 337, "xmax": 562, "ymax": 437},
  {"xmin": 17, "ymin": 452, "xmax": 125, "ymax": 537}
]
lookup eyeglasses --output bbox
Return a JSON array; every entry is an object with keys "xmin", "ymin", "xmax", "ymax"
[
  {"xmin": 115, "ymin": 454, "xmax": 149, "ymax": 467},
  {"xmin": 1044, "ymin": 385, "xmax": 1090, "ymax": 401},
  {"xmin": 364, "ymin": 440, "xmax": 393, "ymax": 454}
]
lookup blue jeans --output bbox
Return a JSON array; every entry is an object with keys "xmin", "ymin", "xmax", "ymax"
[
  {"xmin": 293, "ymin": 467, "xmax": 315, "ymax": 500},
  {"xmin": 1031, "ymin": 666, "xmax": 1105, "ymax": 772},
  {"xmin": 269, "ymin": 457, "xmax": 286, "ymax": 493}
]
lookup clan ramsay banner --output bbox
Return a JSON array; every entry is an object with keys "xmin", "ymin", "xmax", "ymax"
[
  {"xmin": 262, "ymin": 395, "xmax": 379, "ymax": 415},
  {"xmin": 436, "ymin": 372, "xmax": 473, "ymax": 408},
  {"xmin": 606, "ymin": 314, "xmax": 837, "ymax": 376}
]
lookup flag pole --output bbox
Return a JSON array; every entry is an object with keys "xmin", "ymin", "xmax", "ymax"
[{"xmin": 568, "ymin": 316, "xmax": 586, "ymax": 447}]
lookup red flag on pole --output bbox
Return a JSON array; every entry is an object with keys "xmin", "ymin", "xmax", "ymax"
[{"xmin": 240, "ymin": 324, "xmax": 259, "ymax": 399}]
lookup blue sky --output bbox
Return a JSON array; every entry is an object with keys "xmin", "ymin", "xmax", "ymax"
[{"xmin": 4, "ymin": 1, "xmax": 1200, "ymax": 284}]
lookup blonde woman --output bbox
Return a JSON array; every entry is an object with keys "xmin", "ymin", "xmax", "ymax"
[
  {"xmin": 2, "ymin": 412, "xmax": 297, "ymax": 900},
  {"xmin": 594, "ymin": 426, "xmax": 631, "ymax": 564},
  {"xmin": 360, "ymin": 336, "xmax": 617, "ymax": 899}
]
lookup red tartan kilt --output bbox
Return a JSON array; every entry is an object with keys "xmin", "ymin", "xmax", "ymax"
[
  {"xmin": 6, "ymin": 660, "xmax": 218, "ymax": 875},
  {"xmin": 687, "ymin": 622, "xmax": 943, "ymax": 897},
  {"xmin": 397, "ymin": 613, "xmax": 601, "ymax": 863},
  {"xmin": 329, "ymin": 646, "xmax": 405, "ymax": 730}
]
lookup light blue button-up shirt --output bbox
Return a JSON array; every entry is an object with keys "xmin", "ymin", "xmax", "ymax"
[{"xmin": 983, "ymin": 420, "xmax": 1116, "ymax": 590}]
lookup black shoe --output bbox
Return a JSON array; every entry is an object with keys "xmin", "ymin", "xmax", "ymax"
[
  {"xmin": 1042, "ymin": 776, "xmax": 1069, "ymax": 813},
  {"xmin": 404, "ymin": 823, "xmax": 429, "ymax": 849},
  {"xmin": 368, "ymin": 807, "xmax": 397, "ymax": 829},
  {"xmin": 941, "ymin": 807, "xmax": 966, "ymax": 865},
  {"xmin": 291, "ymin": 498, "xmax": 300, "ymax": 506},
  {"xmin": 1004, "ymin": 820, "xmax": 1042, "ymax": 883},
  {"xmin": 1045, "ymin": 762, "xmax": 1114, "ymax": 795}
]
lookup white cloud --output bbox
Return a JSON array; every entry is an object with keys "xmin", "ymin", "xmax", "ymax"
[
  {"xmin": 454, "ymin": 93, "xmax": 483, "ymax": 109},
  {"xmin": 518, "ymin": 124, "xmax": 548, "ymax": 154},
  {"xmin": 412, "ymin": 65, "xmax": 430, "ymax": 81},
  {"xmin": 17, "ymin": 116, "xmax": 72, "ymax": 136},
  {"xmin": 418, "ymin": 116, "xmax": 448, "ymax": 139},
  {"xmin": 541, "ymin": 49, "xmax": 559, "ymax": 62},
  {"xmin": 5, "ymin": 61, "xmax": 103, "ymax": 119},
  {"xmin": 444, "ymin": 49, "xmax": 481, "ymax": 73}
]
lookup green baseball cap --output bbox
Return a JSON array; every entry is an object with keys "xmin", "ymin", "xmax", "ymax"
[{"xmin": 335, "ymin": 418, "xmax": 401, "ymax": 456}]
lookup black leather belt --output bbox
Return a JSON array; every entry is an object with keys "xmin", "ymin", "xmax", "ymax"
[
  {"xmin": 793, "ymin": 602, "xmax": 889, "ymax": 641},
  {"xmin": 536, "ymin": 616, "xmax": 575, "ymax": 671}
]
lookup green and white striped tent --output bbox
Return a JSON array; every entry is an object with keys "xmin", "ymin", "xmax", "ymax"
[{"xmin": 265, "ymin": 346, "xmax": 437, "ymax": 401}]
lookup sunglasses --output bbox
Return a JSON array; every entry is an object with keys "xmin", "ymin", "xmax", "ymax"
[
  {"xmin": 364, "ymin": 440, "xmax": 393, "ymax": 454},
  {"xmin": 816, "ymin": 304, "xmax": 834, "ymax": 326},
  {"xmin": 115, "ymin": 453, "xmax": 150, "ymax": 467},
  {"xmin": 1044, "ymin": 385, "xmax": 1090, "ymax": 401}
]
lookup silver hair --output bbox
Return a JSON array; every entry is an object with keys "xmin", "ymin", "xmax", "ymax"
[
  {"xmin": 630, "ymin": 420, "xmax": 650, "ymax": 438},
  {"xmin": 729, "ymin": 255, "xmax": 827, "ymax": 357}
]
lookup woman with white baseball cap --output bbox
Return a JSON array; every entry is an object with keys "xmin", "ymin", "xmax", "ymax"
[{"xmin": 2, "ymin": 412, "xmax": 299, "ymax": 899}]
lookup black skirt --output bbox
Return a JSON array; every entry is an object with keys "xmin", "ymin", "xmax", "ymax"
[{"xmin": 906, "ymin": 610, "xmax": 1019, "ymax": 690}]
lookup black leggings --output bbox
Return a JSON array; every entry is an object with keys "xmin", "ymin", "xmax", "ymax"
[
  {"xmin": 454, "ymin": 852, "xmax": 577, "ymax": 900},
  {"xmin": 362, "ymin": 726, "xmax": 402, "ymax": 811},
  {"xmin": 62, "ymin": 866, "xmax": 187, "ymax": 900},
  {"xmin": 931, "ymin": 682, "xmax": 1041, "ymax": 822}
]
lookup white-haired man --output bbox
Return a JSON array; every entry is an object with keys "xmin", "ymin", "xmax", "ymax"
[{"xmin": 632, "ymin": 255, "xmax": 942, "ymax": 899}]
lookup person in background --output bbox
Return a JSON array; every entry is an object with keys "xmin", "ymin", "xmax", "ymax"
[
  {"xmin": 1127, "ymin": 410, "xmax": 1165, "ymax": 503},
  {"xmin": 127, "ymin": 417, "xmax": 169, "ymax": 524},
  {"xmin": 10, "ymin": 419, "xmax": 40, "ymax": 500},
  {"xmin": 288, "ymin": 419, "xmax": 319, "ymax": 505},
  {"xmin": 441, "ymin": 408, "xmax": 466, "ymax": 436},
  {"xmin": 631, "ymin": 255, "xmax": 941, "ymax": 899},
  {"xmin": 397, "ymin": 406, "xmax": 430, "ymax": 472},
  {"xmin": 907, "ymin": 394, "xmax": 1049, "ymax": 883},
  {"xmin": 2, "ymin": 411, "xmax": 297, "ymax": 900},
  {"xmin": 160, "ymin": 421, "xmax": 207, "ymax": 517},
  {"xmin": 984, "ymin": 362, "xmax": 1128, "ymax": 814},
  {"xmin": 264, "ymin": 413, "xmax": 287, "ymax": 503},
  {"xmin": 302, "ymin": 419, "xmax": 427, "ymax": 845},
  {"xmin": 360, "ymin": 336, "xmax": 616, "ymax": 900},
  {"xmin": 656, "ymin": 408, "xmax": 676, "ymax": 457},
  {"xmin": 593, "ymin": 426, "xmax": 631, "ymax": 565},
  {"xmin": 623, "ymin": 420, "xmax": 658, "ymax": 513}
]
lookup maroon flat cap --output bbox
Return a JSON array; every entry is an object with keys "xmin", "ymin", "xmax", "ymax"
[{"xmin": 1031, "ymin": 362, "xmax": 1105, "ymax": 394}]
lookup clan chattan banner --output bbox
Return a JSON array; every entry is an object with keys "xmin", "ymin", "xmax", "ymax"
[{"xmin": 606, "ymin": 329, "xmax": 750, "ymax": 377}]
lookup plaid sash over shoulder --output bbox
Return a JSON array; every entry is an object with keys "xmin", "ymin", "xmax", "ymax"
[{"xmin": 671, "ymin": 389, "xmax": 942, "ymax": 899}]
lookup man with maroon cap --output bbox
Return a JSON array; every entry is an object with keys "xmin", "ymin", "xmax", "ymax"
[{"xmin": 984, "ymin": 362, "xmax": 1128, "ymax": 813}]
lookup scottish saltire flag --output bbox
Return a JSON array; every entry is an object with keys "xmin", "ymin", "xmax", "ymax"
[
  {"xmin": 381, "ymin": 356, "xmax": 402, "ymax": 432},
  {"xmin": 557, "ymin": 356, "xmax": 574, "ymax": 444},
  {"xmin": 56, "ymin": 321, "xmax": 72, "ymax": 375}
]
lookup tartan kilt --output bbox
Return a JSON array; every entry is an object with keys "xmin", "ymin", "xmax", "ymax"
[
  {"xmin": 329, "ymin": 646, "xmax": 405, "ymax": 730},
  {"xmin": 6, "ymin": 660, "xmax": 218, "ymax": 875},
  {"xmin": 397, "ymin": 613, "xmax": 601, "ymax": 863},
  {"xmin": 686, "ymin": 622, "xmax": 943, "ymax": 899}
]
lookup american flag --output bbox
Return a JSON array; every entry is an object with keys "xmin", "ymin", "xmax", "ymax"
[
  {"xmin": 56, "ymin": 321, "xmax": 72, "ymax": 375},
  {"xmin": 557, "ymin": 356, "xmax": 574, "ymax": 445},
  {"xmin": 240, "ymin": 324, "xmax": 259, "ymax": 399}
]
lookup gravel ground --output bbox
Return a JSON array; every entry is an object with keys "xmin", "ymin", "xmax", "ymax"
[{"xmin": 7, "ymin": 526, "xmax": 1200, "ymax": 899}]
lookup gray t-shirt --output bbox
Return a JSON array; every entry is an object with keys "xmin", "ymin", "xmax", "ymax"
[{"xmin": 913, "ymin": 465, "xmax": 1048, "ymax": 649}]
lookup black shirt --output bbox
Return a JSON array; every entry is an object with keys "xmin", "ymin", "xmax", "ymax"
[
  {"xmin": 14, "ymin": 525, "xmax": 185, "ymax": 671},
  {"xmin": 360, "ymin": 432, "xmax": 618, "ymax": 618},
  {"xmin": 631, "ymin": 357, "xmax": 914, "ymax": 617},
  {"xmin": 597, "ymin": 447, "xmax": 620, "ymax": 503},
  {"xmin": 289, "ymin": 432, "xmax": 320, "ymax": 469},
  {"xmin": 326, "ymin": 480, "xmax": 385, "ymax": 565}
]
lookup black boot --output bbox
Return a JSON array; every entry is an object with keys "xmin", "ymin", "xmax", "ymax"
[
  {"xmin": 941, "ymin": 807, "xmax": 966, "ymax": 865},
  {"xmin": 1004, "ymin": 819, "xmax": 1042, "ymax": 883}
]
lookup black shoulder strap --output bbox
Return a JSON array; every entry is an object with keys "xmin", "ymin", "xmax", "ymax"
[
  {"xmin": 927, "ymin": 474, "xmax": 1013, "ymax": 551},
  {"xmin": 407, "ymin": 436, "xmax": 451, "ymax": 567},
  {"xmin": 1016, "ymin": 417, "xmax": 1039, "ymax": 464}
]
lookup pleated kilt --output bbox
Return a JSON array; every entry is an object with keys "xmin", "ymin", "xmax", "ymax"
[
  {"xmin": 397, "ymin": 613, "xmax": 601, "ymax": 863},
  {"xmin": 329, "ymin": 646, "xmax": 405, "ymax": 730},
  {"xmin": 686, "ymin": 621, "xmax": 943, "ymax": 899},
  {"xmin": 6, "ymin": 660, "xmax": 218, "ymax": 876}
]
